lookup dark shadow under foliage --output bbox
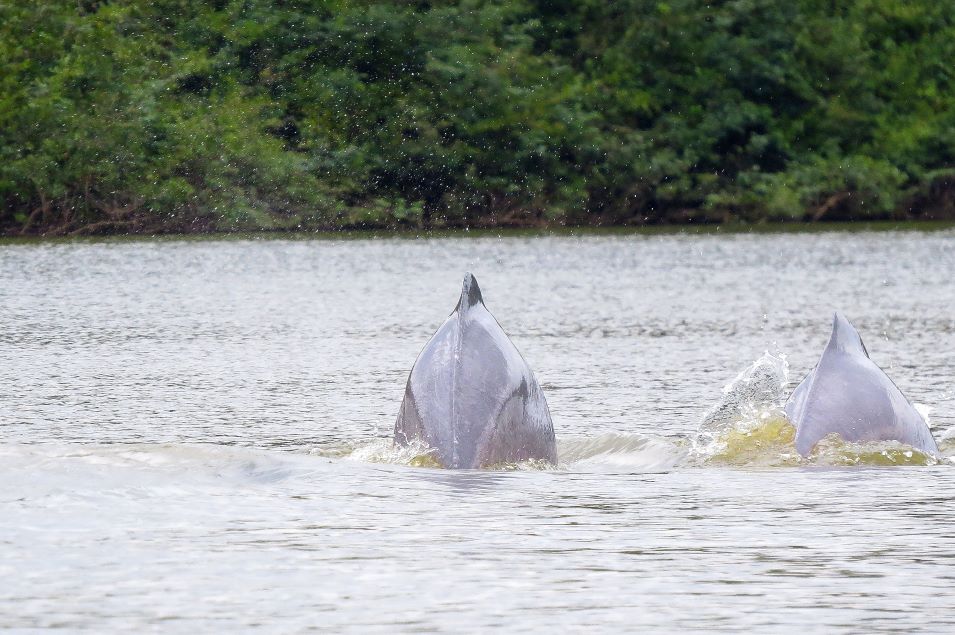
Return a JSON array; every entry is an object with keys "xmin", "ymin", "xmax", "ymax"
[{"xmin": 1, "ymin": 0, "xmax": 954, "ymax": 235}]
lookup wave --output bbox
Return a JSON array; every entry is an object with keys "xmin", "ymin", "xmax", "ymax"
[
  {"xmin": 321, "ymin": 433, "xmax": 686, "ymax": 472},
  {"xmin": 692, "ymin": 411, "xmax": 938, "ymax": 467},
  {"xmin": 690, "ymin": 351, "xmax": 945, "ymax": 467},
  {"xmin": 0, "ymin": 443, "xmax": 328, "ymax": 497},
  {"xmin": 341, "ymin": 438, "xmax": 445, "ymax": 468},
  {"xmin": 333, "ymin": 347, "xmax": 950, "ymax": 469},
  {"xmin": 556, "ymin": 433, "xmax": 687, "ymax": 471},
  {"xmin": 4, "ymin": 349, "xmax": 950, "ymax": 479}
]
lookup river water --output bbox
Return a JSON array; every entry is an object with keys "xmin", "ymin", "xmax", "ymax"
[{"xmin": 2, "ymin": 228, "xmax": 955, "ymax": 631}]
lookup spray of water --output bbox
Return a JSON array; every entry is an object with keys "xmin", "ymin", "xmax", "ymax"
[
  {"xmin": 692, "ymin": 351, "xmax": 940, "ymax": 467},
  {"xmin": 333, "ymin": 350, "xmax": 947, "ymax": 470},
  {"xmin": 693, "ymin": 351, "xmax": 791, "ymax": 461}
]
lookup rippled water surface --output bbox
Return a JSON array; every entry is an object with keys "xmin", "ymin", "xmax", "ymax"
[{"xmin": 3, "ymin": 229, "xmax": 955, "ymax": 631}]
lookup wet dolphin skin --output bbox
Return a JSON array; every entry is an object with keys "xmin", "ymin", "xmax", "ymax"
[
  {"xmin": 394, "ymin": 273, "xmax": 557, "ymax": 468},
  {"xmin": 785, "ymin": 313, "xmax": 938, "ymax": 456}
]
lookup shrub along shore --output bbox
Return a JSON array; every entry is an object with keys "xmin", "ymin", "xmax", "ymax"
[{"xmin": 2, "ymin": 1, "xmax": 954, "ymax": 237}]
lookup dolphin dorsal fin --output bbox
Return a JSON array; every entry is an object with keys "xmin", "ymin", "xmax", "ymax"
[
  {"xmin": 455, "ymin": 273, "xmax": 485, "ymax": 313},
  {"xmin": 827, "ymin": 312, "xmax": 868, "ymax": 357}
]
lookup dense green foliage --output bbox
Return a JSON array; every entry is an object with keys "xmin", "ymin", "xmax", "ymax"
[{"xmin": 1, "ymin": 0, "xmax": 954, "ymax": 234}]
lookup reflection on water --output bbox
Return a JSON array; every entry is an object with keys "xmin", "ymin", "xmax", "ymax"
[{"xmin": 2, "ymin": 229, "xmax": 955, "ymax": 631}]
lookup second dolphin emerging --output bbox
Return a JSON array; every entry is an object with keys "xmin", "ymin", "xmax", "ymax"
[
  {"xmin": 394, "ymin": 273, "xmax": 557, "ymax": 468},
  {"xmin": 785, "ymin": 313, "xmax": 937, "ymax": 456}
]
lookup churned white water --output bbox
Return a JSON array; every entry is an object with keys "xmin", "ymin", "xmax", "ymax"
[{"xmin": 2, "ymin": 229, "xmax": 955, "ymax": 631}]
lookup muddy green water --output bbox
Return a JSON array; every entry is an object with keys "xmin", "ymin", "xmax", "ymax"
[{"xmin": 2, "ymin": 229, "xmax": 954, "ymax": 631}]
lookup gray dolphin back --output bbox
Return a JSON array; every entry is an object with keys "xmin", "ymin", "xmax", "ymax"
[
  {"xmin": 395, "ymin": 273, "xmax": 557, "ymax": 468},
  {"xmin": 785, "ymin": 313, "xmax": 937, "ymax": 456}
]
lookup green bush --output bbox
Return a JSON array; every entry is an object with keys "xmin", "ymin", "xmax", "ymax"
[{"xmin": 1, "ymin": 0, "xmax": 953, "ymax": 234}]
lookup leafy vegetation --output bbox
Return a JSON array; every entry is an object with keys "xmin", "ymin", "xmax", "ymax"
[{"xmin": 1, "ymin": 0, "xmax": 953, "ymax": 235}]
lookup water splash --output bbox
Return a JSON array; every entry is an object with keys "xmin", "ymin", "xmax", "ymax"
[
  {"xmin": 692, "ymin": 352, "xmax": 940, "ymax": 467},
  {"xmin": 342, "ymin": 438, "xmax": 443, "ymax": 467},
  {"xmin": 695, "ymin": 351, "xmax": 790, "ymax": 455},
  {"xmin": 698, "ymin": 415, "xmax": 937, "ymax": 467},
  {"xmin": 809, "ymin": 435, "xmax": 937, "ymax": 466},
  {"xmin": 336, "ymin": 435, "xmax": 685, "ymax": 472},
  {"xmin": 336, "ymin": 439, "xmax": 557, "ymax": 470},
  {"xmin": 321, "ymin": 347, "xmax": 947, "ymax": 471},
  {"xmin": 701, "ymin": 411, "xmax": 802, "ymax": 467},
  {"xmin": 933, "ymin": 420, "xmax": 955, "ymax": 460}
]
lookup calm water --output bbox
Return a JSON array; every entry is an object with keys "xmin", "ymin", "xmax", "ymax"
[{"xmin": 2, "ymin": 229, "xmax": 955, "ymax": 631}]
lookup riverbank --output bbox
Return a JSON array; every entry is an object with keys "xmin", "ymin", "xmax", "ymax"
[
  {"xmin": 3, "ymin": 191, "xmax": 955, "ymax": 239},
  {"xmin": 3, "ymin": 219, "xmax": 955, "ymax": 245}
]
